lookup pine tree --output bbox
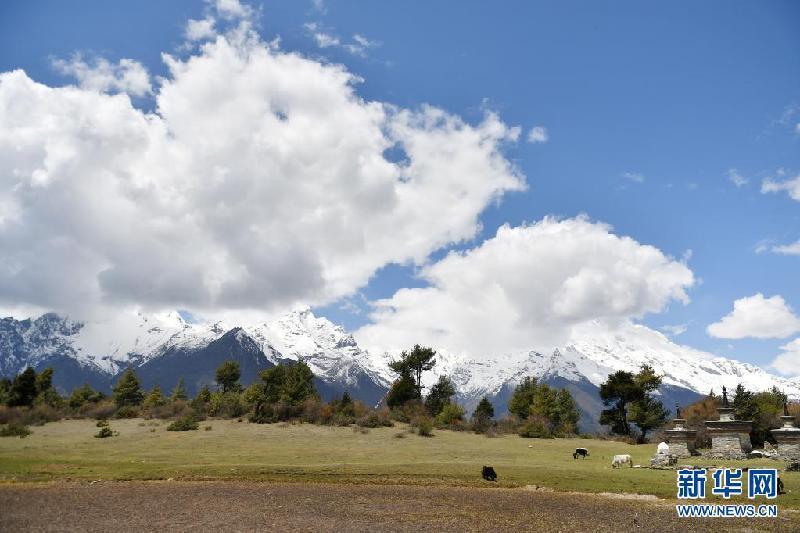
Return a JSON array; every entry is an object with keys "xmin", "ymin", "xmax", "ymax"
[
  {"xmin": 424, "ymin": 375, "xmax": 456, "ymax": 416},
  {"xmin": 472, "ymin": 396, "xmax": 495, "ymax": 433},
  {"xmin": 9, "ymin": 368, "xmax": 38, "ymax": 407},
  {"xmin": 508, "ymin": 377, "xmax": 538, "ymax": 420},
  {"xmin": 599, "ymin": 365, "xmax": 667, "ymax": 442},
  {"xmin": 215, "ymin": 360, "xmax": 242, "ymax": 393},
  {"xmin": 171, "ymin": 378, "xmax": 188, "ymax": 402},
  {"xmin": 69, "ymin": 384, "xmax": 104, "ymax": 409},
  {"xmin": 389, "ymin": 345, "xmax": 436, "ymax": 397},
  {"xmin": 34, "ymin": 367, "xmax": 62, "ymax": 407},
  {"xmin": 386, "ymin": 368, "xmax": 418, "ymax": 408},
  {"xmin": 599, "ymin": 370, "xmax": 640, "ymax": 435},
  {"xmin": 143, "ymin": 385, "xmax": 167, "ymax": 409},
  {"xmin": 112, "ymin": 368, "xmax": 144, "ymax": 407},
  {"xmin": 191, "ymin": 384, "xmax": 212, "ymax": 411}
]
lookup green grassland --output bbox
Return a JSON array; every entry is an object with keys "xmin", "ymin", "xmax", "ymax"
[{"xmin": 1, "ymin": 419, "xmax": 797, "ymax": 509}]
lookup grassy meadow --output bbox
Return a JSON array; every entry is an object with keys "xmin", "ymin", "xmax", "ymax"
[{"xmin": 1, "ymin": 418, "xmax": 798, "ymax": 509}]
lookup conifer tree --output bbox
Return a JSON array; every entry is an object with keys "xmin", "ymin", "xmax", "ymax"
[{"xmin": 113, "ymin": 368, "xmax": 144, "ymax": 407}]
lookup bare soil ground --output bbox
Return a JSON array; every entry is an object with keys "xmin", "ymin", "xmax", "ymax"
[{"xmin": 0, "ymin": 481, "xmax": 794, "ymax": 532}]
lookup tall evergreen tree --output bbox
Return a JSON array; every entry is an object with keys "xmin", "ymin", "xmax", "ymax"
[
  {"xmin": 143, "ymin": 385, "xmax": 167, "ymax": 409},
  {"xmin": 389, "ymin": 345, "xmax": 436, "ymax": 396},
  {"xmin": 281, "ymin": 362, "xmax": 317, "ymax": 405},
  {"xmin": 424, "ymin": 375, "xmax": 456, "ymax": 416},
  {"xmin": 9, "ymin": 367, "xmax": 38, "ymax": 407},
  {"xmin": 472, "ymin": 396, "xmax": 495, "ymax": 433},
  {"xmin": 599, "ymin": 370, "xmax": 641, "ymax": 436},
  {"xmin": 171, "ymin": 378, "xmax": 188, "ymax": 402},
  {"xmin": 386, "ymin": 368, "xmax": 419, "ymax": 408},
  {"xmin": 599, "ymin": 365, "xmax": 667, "ymax": 441},
  {"xmin": 508, "ymin": 377, "xmax": 538, "ymax": 420},
  {"xmin": 0, "ymin": 378, "xmax": 11, "ymax": 405},
  {"xmin": 215, "ymin": 360, "xmax": 242, "ymax": 393},
  {"xmin": 112, "ymin": 368, "xmax": 144, "ymax": 407}
]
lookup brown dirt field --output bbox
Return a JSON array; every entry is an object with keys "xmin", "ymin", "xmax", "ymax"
[{"xmin": 0, "ymin": 481, "xmax": 794, "ymax": 532}]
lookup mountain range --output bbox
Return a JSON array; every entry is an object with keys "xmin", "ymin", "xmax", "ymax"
[{"xmin": 2, "ymin": 308, "xmax": 798, "ymax": 432}]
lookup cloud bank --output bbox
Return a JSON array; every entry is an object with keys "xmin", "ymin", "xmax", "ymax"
[
  {"xmin": 707, "ymin": 293, "xmax": 800, "ymax": 339},
  {"xmin": 356, "ymin": 216, "xmax": 695, "ymax": 356},
  {"xmin": 0, "ymin": 2, "xmax": 524, "ymax": 320}
]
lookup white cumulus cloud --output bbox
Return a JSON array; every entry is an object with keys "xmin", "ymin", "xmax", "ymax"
[
  {"xmin": 772, "ymin": 240, "xmax": 800, "ymax": 255},
  {"xmin": 355, "ymin": 216, "xmax": 695, "ymax": 356},
  {"xmin": 707, "ymin": 294, "xmax": 800, "ymax": 339},
  {"xmin": 186, "ymin": 17, "xmax": 217, "ymax": 41},
  {"xmin": 527, "ymin": 126, "xmax": 548, "ymax": 144},
  {"xmin": 770, "ymin": 338, "xmax": 800, "ymax": 377},
  {"xmin": 0, "ymin": 8, "xmax": 524, "ymax": 321},
  {"xmin": 52, "ymin": 55, "xmax": 152, "ymax": 97},
  {"xmin": 762, "ymin": 173, "xmax": 800, "ymax": 201}
]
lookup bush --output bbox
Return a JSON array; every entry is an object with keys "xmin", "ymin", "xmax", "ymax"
[
  {"xmin": 80, "ymin": 399, "xmax": 117, "ymax": 420},
  {"xmin": 115, "ymin": 405, "xmax": 140, "ymax": 419},
  {"xmin": 412, "ymin": 415, "xmax": 434, "ymax": 437},
  {"xmin": 390, "ymin": 400, "xmax": 427, "ymax": 423},
  {"xmin": 208, "ymin": 391, "xmax": 246, "ymax": 418},
  {"xmin": 145, "ymin": 400, "xmax": 192, "ymax": 420},
  {"xmin": 300, "ymin": 399, "xmax": 327, "ymax": 424},
  {"xmin": 94, "ymin": 426, "xmax": 114, "ymax": 438},
  {"xmin": 0, "ymin": 422, "xmax": 31, "ymax": 438},
  {"xmin": 518, "ymin": 415, "xmax": 554, "ymax": 439},
  {"xmin": 356, "ymin": 409, "xmax": 393, "ymax": 428},
  {"xmin": 0, "ymin": 405, "xmax": 62, "ymax": 426},
  {"xmin": 331, "ymin": 412, "xmax": 355, "ymax": 426},
  {"xmin": 167, "ymin": 414, "xmax": 199, "ymax": 431},
  {"xmin": 434, "ymin": 403, "xmax": 465, "ymax": 429}
]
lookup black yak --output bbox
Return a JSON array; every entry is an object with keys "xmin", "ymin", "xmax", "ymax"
[{"xmin": 482, "ymin": 466, "xmax": 497, "ymax": 481}]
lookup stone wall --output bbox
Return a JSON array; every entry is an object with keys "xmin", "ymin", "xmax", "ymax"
[
  {"xmin": 777, "ymin": 442, "xmax": 800, "ymax": 462},
  {"xmin": 667, "ymin": 441, "xmax": 692, "ymax": 458},
  {"xmin": 709, "ymin": 434, "xmax": 748, "ymax": 459}
]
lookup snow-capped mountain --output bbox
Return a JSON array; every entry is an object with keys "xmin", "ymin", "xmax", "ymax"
[
  {"xmin": 412, "ymin": 320, "xmax": 800, "ymax": 405},
  {"xmin": 1, "ymin": 309, "xmax": 798, "ymax": 425},
  {"xmin": 0, "ymin": 308, "xmax": 390, "ymax": 405}
]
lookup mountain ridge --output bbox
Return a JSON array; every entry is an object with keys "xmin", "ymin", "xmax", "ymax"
[{"xmin": 1, "ymin": 309, "xmax": 798, "ymax": 429}]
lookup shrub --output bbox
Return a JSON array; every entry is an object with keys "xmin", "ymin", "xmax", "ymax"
[
  {"xmin": 356, "ymin": 409, "xmax": 393, "ymax": 428},
  {"xmin": 69, "ymin": 384, "xmax": 105, "ymax": 409},
  {"xmin": 0, "ymin": 422, "xmax": 31, "ymax": 438},
  {"xmin": 80, "ymin": 399, "xmax": 117, "ymax": 420},
  {"xmin": 0, "ymin": 405, "xmax": 61, "ymax": 426},
  {"xmin": 146, "ymin": 400, "xmax": 192, "ymax": 420},
  {"xmin": 167, "ymin": 414, "xmax": 199, "ymax": 431},
  {"xmin": 94, "ymin": 426, "xmax": 114, "ymax": 438},
  {"xmin": 434, "ymin": 403, "xmax": 465, "ymax": 429},
  {"xmin": 331, "ymin": 412, "xmax": 355, "ymax": 426},
  {"xmin": 412, "ymin": 415, "xmax": 434, "ymax": 437},
  {"xmin": 390, "ymin": 400, "xmax": 427, "ymax": 423},
  {"xmin": 518, "ymin": 415, "xmax": 554, "ymax": 439},
  {"xmin": 208, "ymin": 391, "xmax": 246, "ymax": 418},
  {"xmin": 115, "ymin": 405, "xmax": 140, "ymax": 419},
  {"xmin": 300, "ymin": 398, "xmax": 327, "ymax": 424}
]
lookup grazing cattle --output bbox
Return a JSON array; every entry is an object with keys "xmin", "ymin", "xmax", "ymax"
[
  {"xmin": 482, "ymin": 466, "xmax": 497, "ymax": 482},
  {"xmin": 573, "ymin": 448, "xmax": 589, "ymax": 459},
  {"xmin": 611, "ymin": 454, "xmax": 632, "ymax": 468}
]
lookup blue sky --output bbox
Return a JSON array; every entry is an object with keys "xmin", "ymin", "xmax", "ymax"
[{"xmin": 1, "ymin": 1, "xmax": 799, "ymax": 370}]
